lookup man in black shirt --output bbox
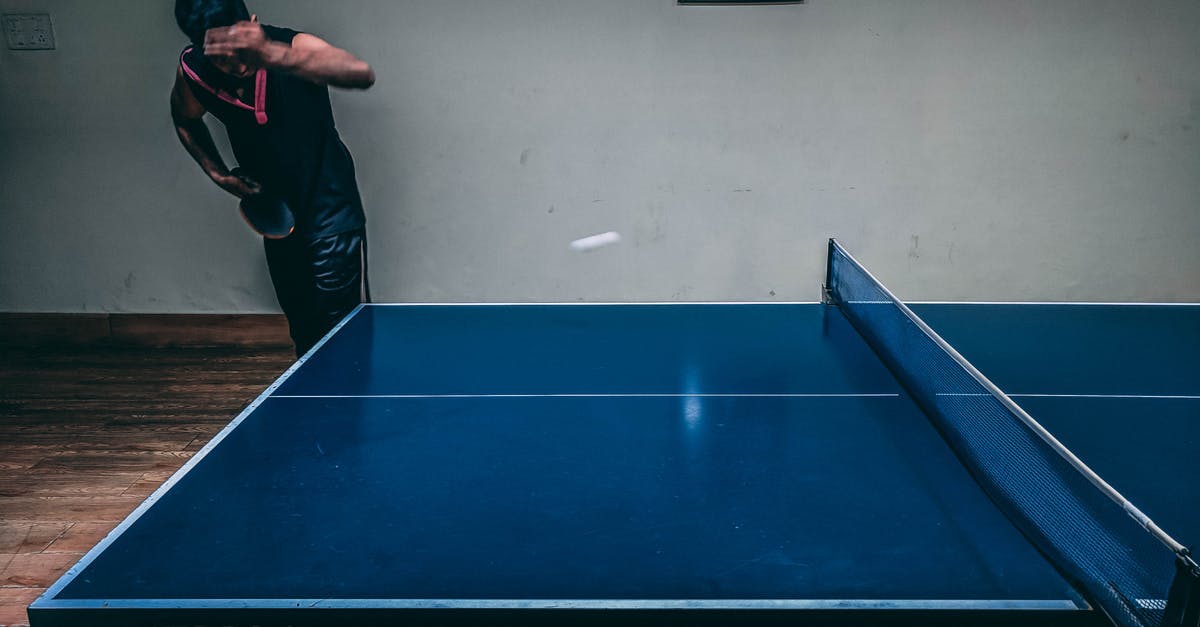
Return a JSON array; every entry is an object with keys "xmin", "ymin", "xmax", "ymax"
[{"xmin": 171, "ymin": 0, "xmax": 376, "ymax": 356}]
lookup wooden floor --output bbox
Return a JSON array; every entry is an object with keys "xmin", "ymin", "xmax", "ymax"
[{"xmin": 0, "ymin": 344, "xmax": 294, "ymax": 627}]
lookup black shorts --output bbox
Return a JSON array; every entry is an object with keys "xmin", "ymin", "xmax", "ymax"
[{"xmin": 264, "ymin": 228, "xmax": 370, "ymax": 356}]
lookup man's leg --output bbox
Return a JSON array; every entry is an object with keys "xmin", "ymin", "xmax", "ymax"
[
  {"xmin": 308, "ymin": 228, "xmax": 370, "ymax": 351},
  {"xmin": 264, "ymin": 235, "xmax": 319, "ymax": 357},
  {"xmin": 265, "ymin": 229, "xmax": 369, "ymax": 357}
]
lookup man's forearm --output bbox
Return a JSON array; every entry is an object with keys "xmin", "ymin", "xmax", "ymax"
[
  {"xmin": 264, "ymin": 42, "xmax": 375, "ymax": 89},
  {"xmin": 174, "ymin": 117, "xmax": 229, "ymax": 180}
]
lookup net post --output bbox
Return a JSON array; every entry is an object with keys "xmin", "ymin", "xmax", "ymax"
[
  {"xmin": 822, "ymin": 238, "xmax": 837, "ymax": 304},
  {"xmin": 1165, "ymin": 551, "xmax": 1200, "ymax": 627}
]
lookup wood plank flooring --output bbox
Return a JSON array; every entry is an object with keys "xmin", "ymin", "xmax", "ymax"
[{"xmin": 0, "ymin": 344, "xmax": 294, "ymax": 627}]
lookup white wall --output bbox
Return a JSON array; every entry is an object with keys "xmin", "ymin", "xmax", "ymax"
[{"xmin": 2, "ymin": 0, "xmax": 1197, "ymax": 312}]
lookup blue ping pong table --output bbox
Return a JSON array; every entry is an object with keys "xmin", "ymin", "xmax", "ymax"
[{"xmin": 28, "ymin": 280, "xmax": 1199, "ymax": 625}]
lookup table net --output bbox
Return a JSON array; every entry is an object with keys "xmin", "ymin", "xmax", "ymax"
[{"xmin": 825, "ymin": 239, "xmax": 1198, "ymax": 627}]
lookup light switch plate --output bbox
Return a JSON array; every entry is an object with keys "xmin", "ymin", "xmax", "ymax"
[{"xmin": 4, "ymin": 13, "xmax": 56, "ymax": 50}]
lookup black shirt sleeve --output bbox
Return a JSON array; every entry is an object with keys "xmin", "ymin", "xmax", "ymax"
[{"xmin": 262, "ymin": 25, "xmax": 300, "ymax": 45}]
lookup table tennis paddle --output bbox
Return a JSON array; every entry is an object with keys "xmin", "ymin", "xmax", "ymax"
[{"xmin": 232, "ymin": 168, "xmax": 294, "ymax": 239}]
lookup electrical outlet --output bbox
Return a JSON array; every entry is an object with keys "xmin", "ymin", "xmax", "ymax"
[{"xmin": 4, "ymin": 13, "xmax": 55, "ymax": 50}]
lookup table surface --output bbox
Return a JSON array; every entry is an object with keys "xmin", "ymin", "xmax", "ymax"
[{"xmin": 29, "ymin": 302, "xmax": 1199, "ymax": 627}]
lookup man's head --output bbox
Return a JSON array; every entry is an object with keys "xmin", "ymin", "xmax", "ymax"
[
  {"xmin": 176, "ymin": 0, "xmax": 255, "ymax": 77},
  {"xmin": 175, "ymin": 0, "xmax": 250, "ymax": 47}
]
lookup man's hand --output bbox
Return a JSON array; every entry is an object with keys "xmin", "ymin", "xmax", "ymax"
[
  {"xmin": 204, "ymin": 18, "xmax": 276, "ymax": 69},
  {"xmin": 213, "ymin": 170, "xmax": 262, "ymax": 199}
]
